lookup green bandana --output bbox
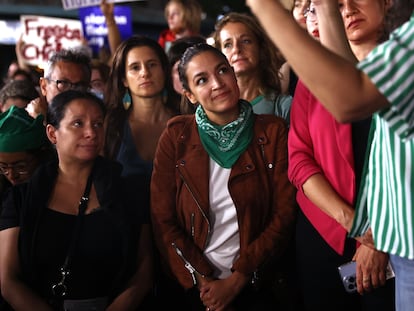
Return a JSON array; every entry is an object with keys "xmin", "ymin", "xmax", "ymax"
[
  {"xmin": 195, "ymin": 100, "xmax": 254, "ymax": 168},
  {"xmin": 0, "ymin": 106, "xmax": 47, "ymax": 152}
]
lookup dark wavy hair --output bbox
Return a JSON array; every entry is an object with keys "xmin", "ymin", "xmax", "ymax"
[
  {"xmin": 47, "ymin": 90, "xmax": 106, "ymax": 128},
  {"xmin": 167, "ymin": 35, "xmax": 206, "ymax": 67},
  {"xmin": 167, "ymin": 35, "xmax": 206, "ymax": 114},
  {"xmin": 104, "ymin": 35, "xmax": 178, "ymax": 159},
  {"xmin": 213, "ymin": 12, "xmax": 285, "ymax": 97}
]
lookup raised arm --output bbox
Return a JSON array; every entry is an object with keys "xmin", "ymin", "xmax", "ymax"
[
  {"xmin": 313, "ymin": 0, "xmax": 357, "ymax": 61},
  {"xmin": 15, "ymin": 35, "xmax": 31, "ymax": 73},
  {"xmin": 100, "ymin": 0, "xmax": 122, "ymax": 60},
  {"xmin": 246, "ymin": 0, "xmax": 389, "ymax": 122}
]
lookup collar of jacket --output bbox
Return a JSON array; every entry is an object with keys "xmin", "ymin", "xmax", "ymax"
[
  {"xmin": 175, "ymin": 114, "xmax": 270, "ymax": 147},
  {"xmin": 171, "ymin": 114, "xmax": 273, "ymax": 216}
]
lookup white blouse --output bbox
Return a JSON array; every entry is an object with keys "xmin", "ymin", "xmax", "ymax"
[{"xmin": 204, "ymin": 158, "xmax": 240, "ymax": 279}]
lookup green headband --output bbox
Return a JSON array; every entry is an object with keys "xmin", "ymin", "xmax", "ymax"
[{"xmin": 0, "ymin": 106, "xmax": 47, "ymax": 152}]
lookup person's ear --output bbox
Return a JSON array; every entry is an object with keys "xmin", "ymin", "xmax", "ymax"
[
  {"xmin": 46, "ymin": 124, "xmax": 57, "ymax": 145},
  {"xmin": 122, "ymin": 78, "xmax": 128, "ymax": 88},
  {"xmin": 184, "ymin": 90, "xmax": 197, "ymax": 105},
  {"xmin": 39, "ymin": 77, "xmax": 48, "ymax": 97}
]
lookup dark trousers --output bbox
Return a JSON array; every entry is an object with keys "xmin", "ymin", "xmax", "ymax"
[{"xmin": 295, "ymin": 209, "xmax": 395, "ymax": 311}]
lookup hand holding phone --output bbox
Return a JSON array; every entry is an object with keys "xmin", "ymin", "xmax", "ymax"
[{"xmin": 338, "ymin": 261, "xmax": 395, "ymax": 293}]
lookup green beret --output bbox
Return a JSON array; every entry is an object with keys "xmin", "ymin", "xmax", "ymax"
[{"xmin": 0, "ymin": 106, "xmax": 47, "ymax": 152}]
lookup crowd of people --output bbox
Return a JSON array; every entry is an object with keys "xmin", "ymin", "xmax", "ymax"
[{"xmin": 0, "ymin": 0, "xmax": 413, "ymax": 310}]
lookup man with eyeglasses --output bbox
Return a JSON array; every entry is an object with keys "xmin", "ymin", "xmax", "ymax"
[{"xmin": 26, "ymin": 49, "xmax": 92, "ymax": 119}]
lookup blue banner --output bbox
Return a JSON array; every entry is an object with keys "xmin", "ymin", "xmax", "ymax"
[
  {"xmin": 79, "ymin": 5, "xmax": 132, "ymax": 57},
  {"xmin": 63, "ymin": 0, "xmax": 145, "ymax": 11}
]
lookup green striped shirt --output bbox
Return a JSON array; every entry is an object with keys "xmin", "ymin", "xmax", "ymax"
[{"xmin": 350, "ymin": 13, "xmax": 414, "ymax": 259}]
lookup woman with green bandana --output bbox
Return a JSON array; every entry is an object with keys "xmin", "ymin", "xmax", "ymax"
[{"xmin": 150, "ymin": 43, "xmax": 297, "ymax": 311}]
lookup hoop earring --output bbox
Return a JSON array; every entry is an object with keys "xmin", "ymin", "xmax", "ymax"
[{"xmin": 123, "ymin": 89, "xmax": 131, "ymax": 110}]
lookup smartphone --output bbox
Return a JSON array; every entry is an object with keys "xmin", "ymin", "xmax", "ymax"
[{"xmin": 338, "ymin": 261, "xmax": 395, "ymax": 293}]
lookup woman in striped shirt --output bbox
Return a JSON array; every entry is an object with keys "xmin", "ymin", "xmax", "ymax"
[{"xmin": 246, "ymin": 0, "xmax": 414, "ymax": 310}]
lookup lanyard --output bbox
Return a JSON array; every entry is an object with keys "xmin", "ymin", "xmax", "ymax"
[{"xmin": 52, "ymin": 171, "xmax": 94, "ymax": 298}]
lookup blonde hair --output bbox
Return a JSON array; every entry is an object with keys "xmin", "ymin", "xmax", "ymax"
[{"xmin": 165, "ymin": 0, "xmax": 202, "ymax": 34}]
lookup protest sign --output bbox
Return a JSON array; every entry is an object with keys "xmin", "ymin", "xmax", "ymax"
[
  {"xmin": 20, "ymin": 15, "xmax": 83, "ymax": 67},
  {"xmin": 62, "ymin": 0, "xmax": 144, "ymax": 11},
  {"xmin": 79, "ymin": 5, "xmax": 132, "ymax": 56}
]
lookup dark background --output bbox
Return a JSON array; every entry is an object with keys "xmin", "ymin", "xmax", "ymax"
[{"xmin": 0, "ymin": 0, "xmax": 250, "ymax": 79}]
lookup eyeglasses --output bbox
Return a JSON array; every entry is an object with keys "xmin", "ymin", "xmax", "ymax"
[
  {"xmin": 0, "ymin": 157, "xmax": 34, "ymax": 177},
  {"xmin": 304, "ymin": 6, "xmax": 317, "ymax": 21},
  {"xmin": 47, "ymin": 78, "xmax": 90, "ymax": 92}
]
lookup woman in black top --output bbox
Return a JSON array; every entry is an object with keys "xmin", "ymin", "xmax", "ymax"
[{"xmin": 0, "ymin": 90, "xmax": 153, "ymax": 310}]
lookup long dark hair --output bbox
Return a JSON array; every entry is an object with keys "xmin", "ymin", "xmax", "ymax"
[{"xmin": 104, "ymin": 35, "xmax": 178, "ymax": 159}]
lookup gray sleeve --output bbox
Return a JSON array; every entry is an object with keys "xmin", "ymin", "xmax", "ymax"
[{"xmin": 274, "ymin": 95, "xmax": 292, "ymax": 127}]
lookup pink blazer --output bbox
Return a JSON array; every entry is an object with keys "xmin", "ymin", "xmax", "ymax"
[{"xmin": 288, "ymin": 80, "xmax": 356, "ymax": 255}]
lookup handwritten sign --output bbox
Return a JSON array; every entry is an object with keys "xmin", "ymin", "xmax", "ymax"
[
  {"xmin": 62, "ymin": 0, "xmax": 144, "ymax": 11},
  {"xmin": 20, "ymin": 15, "xmax": 83, "ymax": 67}
]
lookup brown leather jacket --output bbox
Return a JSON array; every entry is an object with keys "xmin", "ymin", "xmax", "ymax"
[{"xmin": 151, "ymin": 113, "xmax": 297, "ymax": 289}]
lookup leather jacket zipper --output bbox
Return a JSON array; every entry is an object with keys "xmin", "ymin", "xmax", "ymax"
[
  {"xmin": 177, "ymin": 169, "xmax": 211, "ymax": 248},
  {"xmin": 172, "ymin": 242, "xmax": 205, "ymax": 286}
]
